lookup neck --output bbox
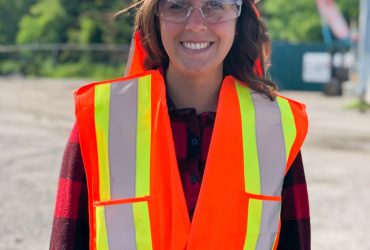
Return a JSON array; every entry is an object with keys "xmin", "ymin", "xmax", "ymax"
[{"xmin": 165, "ymin": 65, "xmax": 223, "ymax": 114}]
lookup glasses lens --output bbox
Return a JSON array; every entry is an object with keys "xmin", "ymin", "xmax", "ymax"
[
  {"xmin": 158, "ymin": 0, "xmax": 190, "ymax": 23},
  {"xmin": 202, "ymin": 0, "xmax": 241, "ymax": 23},
  {"xmin": 157, "ymin": 0, "xmax": 242, "ymax": 24}
]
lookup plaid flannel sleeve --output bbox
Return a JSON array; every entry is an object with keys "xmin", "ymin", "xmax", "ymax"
[
  {"xmin": 50, "ymin": 123, "xmax": 89, "ymax": 250},
  {"xmin": 278, "ymin": 151, "xmax": 311, "ymax": 250}
]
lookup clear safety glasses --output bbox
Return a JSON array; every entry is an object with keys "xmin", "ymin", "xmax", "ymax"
[{"xmin": 157, "ymin": 0, "xmax": 242, "ymax": 24}]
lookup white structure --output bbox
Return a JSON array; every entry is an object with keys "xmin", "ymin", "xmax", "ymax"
[{"xmin": 302, "ymin": 52, "xmax": 331, "ymax": 83}]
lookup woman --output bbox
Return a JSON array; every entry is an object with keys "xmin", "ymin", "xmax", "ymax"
[{"xmin": 50, "ymin": 0, "xmax": 310, "ymax": 249}]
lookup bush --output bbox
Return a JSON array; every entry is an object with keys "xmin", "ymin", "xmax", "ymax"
[
  {"xmin": 39, "ymin": 60, "xmax": 125, "ymax": 80},
  {"xmin": 0, "ymin": 58, "xmax": 125, "ymax": 80}
]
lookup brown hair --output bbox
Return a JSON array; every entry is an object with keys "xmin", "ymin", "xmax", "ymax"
[{"xmin": 123, "ymin": 0, "xmax": 277, "ymax": 99}]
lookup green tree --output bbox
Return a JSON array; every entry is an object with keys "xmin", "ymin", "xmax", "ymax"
[
  {"xmin": 260, "ymin": 0, "xmax": 360, "ymax": 43},
  {"xmin": 260, "ymin": 0, "xmax": 322, "ymax": 43},
  {"xmin": 8, "ymin": 0, "xmax": 135, "ymax": 77},
  {"xmin": 16, "ymin": 0, "xmax": 67, "ymax": 44},
  {"xmin": 0, "ymin": 0, "xmax": 36, "ymax": 44},
  {"xmin": 337, "ymin": 0, "xmax": 360, "ymax": 23},
  {"xmin": 16, "ymin": 0, "xmax": 133, "ymax": 45}
]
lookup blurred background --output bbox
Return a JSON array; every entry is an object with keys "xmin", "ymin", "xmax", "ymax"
[{"xmin": 0, "ymin": 0, "xmax": 369, "ymax": 249}]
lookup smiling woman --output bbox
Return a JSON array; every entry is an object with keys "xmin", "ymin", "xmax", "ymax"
[
  {"xmin": 134, "ymin": 0, "xmax": 276, "ymax": 102},
  {"xmin": 159, "ymin": 0, "xmax": 238, "ymax": 109},
  {"xmin": 50, "ymin": 0, "xmax": 311, "ymax": 249}
]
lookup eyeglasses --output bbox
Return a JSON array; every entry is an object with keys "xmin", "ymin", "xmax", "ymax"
[{"xmin": 157, "ymin": 0, "xmax": 242, "ymax": 24}]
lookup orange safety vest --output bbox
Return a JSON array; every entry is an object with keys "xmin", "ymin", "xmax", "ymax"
[{"xmin": 75, "ymin": 70, "xmax": 308, "ymax": 250}]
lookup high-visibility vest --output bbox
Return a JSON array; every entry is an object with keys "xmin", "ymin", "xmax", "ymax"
[{"xmin": 75, "ymin": 69, "xmax": 308, "ymax": 250}]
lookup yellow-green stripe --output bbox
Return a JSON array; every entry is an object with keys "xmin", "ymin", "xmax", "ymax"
[
  {"xmin": 96, "ymin": 206, "xmax": 109, "ymax": 250},
  {"xmin": 135, "ymin": 75, "xmax": 151, "ymax": 197},
  {"xmin": 133, "ymin": 202, "xmax": 152, "ymax": 249},
  {"xmin": 95, "ymin": 84, "xmax": 111, "ymax": 201},
  {"xmin": 245, "ymin": 199, "xmax": 263, "ymax": 250},
  {"xmin": 276, "ymin": 97, "xmax": 297, "ymax": 162},
  {"xmin": 134, "ymin": 75, "xmax": 153, "ymax": 249},
  {"xmin": 235, "ymin": 83, "xmax": 263, "ymax": 250},
  {"xmin": 235, "ymin": 83, "xmax": 261, "ymax": 194}
]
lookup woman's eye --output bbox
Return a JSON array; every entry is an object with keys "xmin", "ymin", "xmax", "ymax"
[
  {"xmin": 168, "ymin": 1, "xmax": 188, "ymax": 9},
  {"xmin": 204, "ymin": 0, "xmax": 224, "ymax": 9}
]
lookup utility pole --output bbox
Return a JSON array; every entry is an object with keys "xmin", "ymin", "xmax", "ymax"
[{"xmin": 358, "ymin": 0, "xmax": 370, "ymax": 105}]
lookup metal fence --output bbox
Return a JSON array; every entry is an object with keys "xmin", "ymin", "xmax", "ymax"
[
  {"xmin": 0, "ymin": 43, "xmax": 129, "ymax": 53},
  {"xmin": 0, "ymin": 43, "xmax": 130, "ymax": 76}
]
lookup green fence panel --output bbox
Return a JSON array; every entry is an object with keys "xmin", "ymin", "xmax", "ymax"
[{"xmin": 270, "ymin": 42, "xmax": 329, "ymax": 91}]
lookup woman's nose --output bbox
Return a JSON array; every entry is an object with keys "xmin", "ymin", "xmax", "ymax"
[{"xmin": 184, "ymin": 8, "xmax": 207, "ymax": 32}]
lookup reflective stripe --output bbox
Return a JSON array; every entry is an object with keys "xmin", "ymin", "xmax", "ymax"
[
  {"xmin": 236, "ymin": 83, "xmax": 294, "ymax": 250},
  {"xmin": 235, "ymin": 83, "xmax": 261, "ymax": 194},
  {"xmin": 272, "ymin": 220, "xmax": 281, "ymax": 250},
  {"xmin": 252, "ymin": 93, "xmax": 286, "ymax": 250},
  {"xmin": 256, "ymin": 201, "xmax": 281, "ymax": 250},
  {"xmin": 136, "ymin": 75, "xmax": 151, "ymax": 197},
  {"xmin": 133, "ymin": 201, "xmax": 152, "ymax": 249},
  {"xmin": 245, "ymin": 199, "xmax": 263, "ymax": 250},
  {"xmin": 109, "ymin": 80, "xmax": 138, "ymax": 199},
  {"xmin": 94, "ymin": 76, "xmax": 153, "ymax": 249},
  {"xmin": 105, "ymin": 203, "xmax": 137, "ymax": 249},
  {"xmin": 274, "ymin": 97, "xmax": 297, "ymax": 247},
  {"xmin": 252, "ymin": 93, "xmax": 286, "ymax": 196},
  {"xmin": 95, "ymin": 84, "xmax": 112, "ymax": 201},
  {"xmin": 235, "ymin": 83, "xmax": 262, "ymax": 250},
  {"xmin": 96, "ymin": 206, "xmax": 109, "ymax": 250},
  {"xmin": 276, "ymin": 97, "xmax": 297, "ymax": 165},
  {"xmin": 133, "ymin": 75, "xmax": 153, "ymax": 249}
]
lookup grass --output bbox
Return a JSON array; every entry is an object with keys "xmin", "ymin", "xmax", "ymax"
[{"xmin": 345, "ymin": 99, "xmax": 370, "ymax": 112}]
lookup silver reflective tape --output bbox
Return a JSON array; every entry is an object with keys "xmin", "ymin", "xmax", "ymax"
[
  {"xmin": 105, "ymin": 203, "xmax": 137, "ymax": 250},
  {"xmin": 109, "ymin": 80, "xmax": 138, "ymax": 199},
  {"xmin": 255, "ymin": 200, "xmax": 281, "ymax": 250},
  {"xmin": 252, "ymin": 93, "xmax": 286, "ymax": 196}
]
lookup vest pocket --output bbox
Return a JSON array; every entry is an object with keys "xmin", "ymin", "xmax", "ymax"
[
  {"xmin": 242, "ymin": 192, "xmax": 282, "ymax": 249},
  {"xmin": 94, "ymin": 196, "xmax": 153, "ymax": 249}
]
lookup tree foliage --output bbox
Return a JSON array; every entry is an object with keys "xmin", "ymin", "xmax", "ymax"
[
  {"xmin": 17, "ymin": 0, "xmax": 67, "ymax": 44},
  {"xmin": 0, "ymin": 0, "xmax": 361, "ymax": 77},
  {"xmin": 336, "ymin": 0, "xmax": 360, "ymax": 22},
  {"xmin": 15, "ymin": 0, "xmax": 133, "ymax": 45},
  {"xmin": 260, "ymin": 0, "xmax": 360, "ymax": 43},
  {"xmin": 0, "ymin": 0, "xmax": 36, "ymax": 44},
  {"xmin": 0, "ymin": 0, "xmax": 361, "ymax": 45}
]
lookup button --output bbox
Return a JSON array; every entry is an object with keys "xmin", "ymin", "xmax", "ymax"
[
  {"xmin": 190, "ymin": 175, "xmax": 198, "ymax": 184},
  {"xmin": 191, "ymin": 138, "xmax": 199, "ymax": 146}
]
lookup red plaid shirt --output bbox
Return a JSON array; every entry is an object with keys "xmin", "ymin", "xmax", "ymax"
[{"xmin": 50, "ymin": 99, "xmax": 310, "ymax": 250}]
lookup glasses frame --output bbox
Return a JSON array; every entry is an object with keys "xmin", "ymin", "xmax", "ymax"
[{"xmin": 156, "ymin": 0, "xmax": 243, "ymax": 24}]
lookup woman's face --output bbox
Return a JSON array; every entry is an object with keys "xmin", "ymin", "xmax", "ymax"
[{"xmin": 159, "ymin": 0, "xmax": 237, "ymax": 77}]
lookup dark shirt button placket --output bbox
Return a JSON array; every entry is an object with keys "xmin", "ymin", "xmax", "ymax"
[
  {"xmin": 191, "ymin": 138, "xmax": 199, "ymax": 146},
  {"xmin": 190, "ymin": 175, "xmax": 198, "ymax": 184}
]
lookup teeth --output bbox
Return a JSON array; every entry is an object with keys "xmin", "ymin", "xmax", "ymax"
[{"xmin": 183, "ymin": 42, "xmax": 211, "ymax": 50}]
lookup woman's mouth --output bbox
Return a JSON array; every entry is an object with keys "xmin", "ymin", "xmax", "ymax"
[{"xmin": 180, "ymin": 41, "xmax": 214, "ymax": 52}]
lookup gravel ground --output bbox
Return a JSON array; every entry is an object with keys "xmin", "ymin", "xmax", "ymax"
[{"xmin": 0, "ymin": 76, "xmax": 369, "ymax": 250}]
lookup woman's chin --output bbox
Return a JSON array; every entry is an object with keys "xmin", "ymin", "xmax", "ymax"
[{"xmin": 177, "ymin": 62, "xmax": 217, "ymax": 77}]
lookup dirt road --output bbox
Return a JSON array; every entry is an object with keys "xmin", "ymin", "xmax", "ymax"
[{"xmin": 1, "ymin": 76, "xmax": 369, "ymax": 250}]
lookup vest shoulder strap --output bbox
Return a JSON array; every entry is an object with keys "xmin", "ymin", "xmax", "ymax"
[
  {"xmin": 75, "ymin": 70, "xmax": 155, "ymax": 102},
  {"xmin": 276, "ymin": 93, "xmax": 308, "ymax": 172}
]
